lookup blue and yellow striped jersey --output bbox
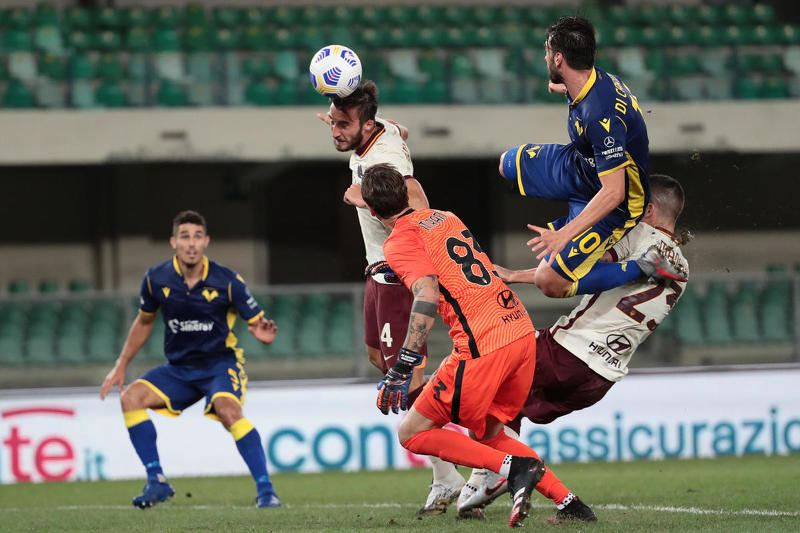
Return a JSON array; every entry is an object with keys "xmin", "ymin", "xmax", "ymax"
[
  {"xmin": 139, "ymin": 256, "xmax": 264, "ymax": 364},
  {"xmin": 566, "ymin": 67, "xmax": 650, "ymax": 221}
]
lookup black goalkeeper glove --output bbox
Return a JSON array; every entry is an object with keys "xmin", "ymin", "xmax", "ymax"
[
  {"xmin": 365, "ymin": 260, "xmax": 401, "ymax": 284},
  {"xmin": 376, "ymin": 348, "xmax": 426, "ymax": 415}
]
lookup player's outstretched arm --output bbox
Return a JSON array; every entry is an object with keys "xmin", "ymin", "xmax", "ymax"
[
  {"xmin": 527, "ymin": 168, "xmax": 626, "ymax": 264},
  {"xmin": 316, "ymin": 111, "xmax": 332, "ymax": 126},
  {"xmin": 100, "ymin": 312, "xmax": 156, "ymax": 399},
  {"xmin": 406, "ymin": 178, "xmax": 429, "ymax": 210},
  {"xmin": 248, "ymin": 315, "xmax": 278, "ymax": 345}
]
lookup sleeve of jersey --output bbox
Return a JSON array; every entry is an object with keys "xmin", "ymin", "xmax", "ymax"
[
  {"xmin": 138, "ymin": 273, "xmax": 159, "ymax": 315},
  {"xmin": 370, "ymin": 137, "xmax": 413, "ymax": 176},
  {"xmin": 384, "ymin": 226, "xmax": 437, "ymax": 291},
  {"xmin": 229, "ymin": 274, "xmax": 264, "ymax": 324},
  {"xmin": 588, "ymin": 114, "xmax": 630, "ymax": 177},
  {"xmin": 608, "ymin": 235, "xmax": 632, "ymax": 262}
]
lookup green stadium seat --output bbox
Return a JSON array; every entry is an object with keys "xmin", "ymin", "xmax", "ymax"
[
  {"xmin": 37, "ymin": 78, "xmax": 66, "ymax": 108},
  {"xmin": 243, "ymin": 55, "xmax": 272, "ymax": 79},
  {"xmin": 94, "ymin": 7, "xmax": 124, "ymax": 29},
  {"xmin": 123, "ymin": 7, "xmax": 151, "ymax": 28},
  {"xmin": 761, "ymin": 77, "xmax": 789, "ymax": 99},
  {"xmin": 38, "ymin": 279, "xmax": 59, "ymax": 293},
  {"xmin": 8, "ymin": 280, "xmax": 30, "ymax": 293},
  {"xmin": 736, "ymin": 77, "xmax": 761, "ymax": 99},
  {"xmin": 703, "ymin": 282, "xmax": 733, "ymax": 343},
  {"xmin": 71, "ymin": 80, "xmax": 96, "ymax": 108},
  {"xmin": 127, "ymin": 53, "xmax": 148, "ymax": 82},
  {"xmin": 94, "ymin": 30, "xmax": 122, "ymax": 52},
  {"xmin": 387, "ymin": 50, "xmax": 423, "ymax": 81},
  {"xmin": 185, "ymin": 3, "xmax": 208, "ymax": 28},
  {"xmin": 699, "ymin": 48, "xmax": 732, "ymax": 77},
  {"xmin": 751, "ymin": 25, "xmax": 781, "ymax": 46},
  {"xmin": 187, "ymin": 81, "xmax": 215, "ymax": 107},
  {"xmin": 125, "ymin": 27, "xmax": 151, "ymax": 52},
  {"xmin": 722, "ymin": 4, "xmax": 749, "ymax": 26},
  {"xmin": 640, "ymin": 26, "xmax": 668, "ymax": 48},
  {"xmin": 187, "ymin": 52, "xmax": 214, "ymax": 82},
  {"xmin": 732, "ymin": 282, "xmax": 760, "ymax": 342},
  {"xmin": 613, "ymin": 27, "xmax": 644, "ymax": 47},
  {"xmin": 26, "ymin": 329, "xmax": 57, "ymax": 365},
  {"xmin": 242, "ymin": 26, "xmax": 269, "ymax": 51},
  {"xmin": 272, "ymin": 6, "xmax": 301, "ymax": 26},
  {"xmin": 141, "ymin": 317, "xmax": 165, "ymax": 362},
  {"xmin": 0, "ymin": 335, "xmax": 25, "ymax": 365},
  {"xmin": 33, "ymin": 25, "xmax": 64, "ymax": 55},
  {"xmin": 696, "ymin": 25, "xmax": 724, "ymax": 47},
  {"xmin": 5, "ymin": 28, "xmax": 32, "ymax": 51},
  {"xmin": 56, "ymin": 330, "xmax": 87, "ymax": 364},
  {"xmin": 670, "ymin": 55, "xmax": 701, "ymax": 76},
  {"xmin": 754, "ymin": 3, "xmax": 777, "ymax": 24},
  {"xmin": 697, "ymin": 5, "xmax": 722, "ymax": 26},
  {"xmin": 68, "ymin": 279, "xmax": 91, "ymax": 292},
  {"xmin": 274, "ymin": 51, "xmax": 299, "ymax": 80},
  {"xmin": 63, "ymin": 7, "xmax": 91, "ymax": 30},
  {"xmin": 672, "ymin": 284, "xmax": 704, "ymax": 344},
  {"xmin": 213, "ymin": 27, "xmax": 240, "ymax": 51},
  {"xmin": 156, "ymin": 81, "xmax": 187, "ymax": 107},
  {"xmin": 86, "ymin": 327, "xmax": 118, "ymax": 362},
  {"xmin": 616, "ymin": 47, "xmax": 648, "ymax": 79},
  {"xmin": 154, "ymin": 51, "xmax": 185, "ymax": 81},
  {"xmin": 153, "ymin": 6, "xmax": 182, "ymax": 28},
  {"xmin": 497, "ymin": 24, "xmax": 524, "ymax": 48},
  {"xmin": 327, "ymin": 298, "xmax": 354, "ymax": 354},
  {"xmin": 185, "ymin": 26, "xmax": 211, "ymax": 52},
  {"xmin": 299, "ymin": 27, "xmax": 326, "ymax": 53},
  {"xmin": 96, "ymin": 53, "xmax": 124, "ymax": 81},
  {"xmin": 243, "ymin": 7, "xmax": 266, "ymax": 26},
  {"xmin": 154, "ymin": 28, "xmax": 181, "ymax": 52},
  {"xmin": 96, "ymin": 82, "xmax": 128, "ymax": 107},
  {"xmin": 387, "ymin": 6, "xmax": 416, "ymax": 26},
  {"xmin": 419, "ymin": 50, "xmax": 446, "ymax": 82},
  {"xmin": 300, "ymin": 6, "xmax": 327, "ymax": 26},
  {"xmin": 212, "ymin": 6, "xmax": 241, "ymax": 28},
  {"xmin": 4, "ymin": 79, "xmax": 36, "ymax": 108},
  {"xmin": 666, "ymin": 4, "xmax": 696, "ymax": 26},
  {"xmin": 34, "ymin": 3, "xmax": 59, "ymax": 26},
  {"xmin": 329, "ymin": 26, "xmax": 356, "ymax": 49},
  {"xmin": 705, "ymin": 76, "xmax": 734, "ymax": 100},
  {"xmin": 245, "ymin": 81, "xmax": 271, "ymax": 105},
  {"xmin": 70, "ymin": 53, "xmax": 94, "ymax": 79},
  {"xmin": 722, "ymin": 26, "xmax": 750, "ymax": 46},
  {"xmin": 5, "ymin": 7, "xmax": 33, "ymax": 29},
  {"xmin": 67, "ymin": 29, "xmax": 92, "ymax": 51}
]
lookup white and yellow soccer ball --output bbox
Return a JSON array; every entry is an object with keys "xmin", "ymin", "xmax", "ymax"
[{"xmin": 309, "ymin": 45, "xmax": 362, "ymax": 98}]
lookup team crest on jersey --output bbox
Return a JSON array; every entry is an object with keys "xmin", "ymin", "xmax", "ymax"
[
  {"xmin": 574, "ymin": 119, "xmax": 584, "ymax": 136},
  {"xmin": 599, "ymin": 118, "xmax": 611, "ymax": 132},
  {"xmin": 202, "ymin": 288, "xmax": 218, "ymax": 302},
  {"xmin": 162, "ymin": 287, "xmax": 171, "ymax": 298},
  {"xmin": 525, "ymin": 145, "xmax": 541, "ymax": 158}
]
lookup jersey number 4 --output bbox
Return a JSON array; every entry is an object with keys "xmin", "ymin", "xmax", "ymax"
[
  {"xmin": 445, "ymin": 230, "xmax": 493, "ymax": 286},
  {"xmin": 616, "ymin": 280, "xmax": 683, "ymax": 331}
]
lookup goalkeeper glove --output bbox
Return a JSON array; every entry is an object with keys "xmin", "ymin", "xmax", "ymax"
[
  {"xmin": 376, "ymin": 348, "xmax": 426, "ymax": 415},
  {"xmin": 365, "ymin": 260, "xmax": 401, "ymax": 284}
]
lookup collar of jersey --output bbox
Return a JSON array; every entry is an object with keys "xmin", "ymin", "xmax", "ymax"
[
  {"xmin": 569, "ymin": 67, "xmax": 597, "ymax": 108},
  {"xmin": 172, "ymin": 255, "xmax": 209, "ymax": 282},
  {"xmin": 355, "ymin": 121, "xmax": 386, "ymax": 157},
  {"xmin": 655, "ymin": 226, "xmax": 679, "ymax": 244}
]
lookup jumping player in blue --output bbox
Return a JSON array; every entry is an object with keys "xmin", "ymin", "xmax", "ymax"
[
  {"xmin": 100, "ymin": 210, "xmax": 281, "ymax": 509},
  {"xmin": 500, "ymin": 16, "xmax": 683, "ymax": 298}
]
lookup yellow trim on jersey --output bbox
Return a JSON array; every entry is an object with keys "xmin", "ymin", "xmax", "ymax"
[
  {"xmin": 135, "ymin": 379, "xmax": 181, "ymax": 417},
  {"xmin": 204, "ymin": 392, "xmax": 244, "ymax": 421},
  {"xmin": 570, "ymin": 67, "xmax": 597, "ymax": 107},
  {"xmin": 146, "ymin": 275, "xmax": 153, "ymax": 295},
  {"xmin": 229, "ymin": 418, "xmax": 255, "ymax": 441},
  {"xmin": 225, "ymin": 307, "xmax": 246, "ymax": 365},
  {"xmin": 566, "ymin": 281, "xmax": 579, "ymax": 298},
  {"xmin": 555, "ymin": 254, "xmax": 579, "ymax": 282},
  {"xmin": 358, "ymin": 127, "xmax": 385, "ymax": 157},
  {"xmin": 138, "ymin": 309, "xmax": 156, "ymax": 316},
  {"xmin": 572, "ymin": 225, "xmax": 628, "ymax": 280},
  {"xmin": 247, "ymin": 310, "xmax": 264, "ymax": 324},
  {"xmin": 228, "ymin": 282, "xmax": 232, "ymax": 302},
  {"xmin": 597, "ymin": 159, "xmax": 631, "ymax": 177},
  {"xmin": 172, "ymin": 255, "xmax": 209, "ymax": 281},
  {"xmin": 123, "ymin": 409, "xmax": 150, "ymax": 428},
  {"xmin": 515, "ymin": 146, "xmax": 526, "ymax": 196},
  {"xmin": 624, "ymin": 154, "xmax": 645, "ymax": 222}
]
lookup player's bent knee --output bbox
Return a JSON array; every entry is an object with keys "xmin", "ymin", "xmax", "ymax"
[
  {"xmin": 120, "ymin": 382, "xmax": 152, "ymax": 412},
  {"xmin": 534, "ymin": 266, "xmax": 572, "ymax": 299}
]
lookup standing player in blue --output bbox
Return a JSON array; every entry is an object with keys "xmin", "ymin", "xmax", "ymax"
[
  {"xmin": 500, "ymin": 16, "xmax": 684, "ymax": 298},
  {"xmin": 100, "ymin": 210, "xmax": 281, "ymax": 509}
]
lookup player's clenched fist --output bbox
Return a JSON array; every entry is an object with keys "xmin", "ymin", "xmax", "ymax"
[{"xmin": 376, "ymin": 348, "xmax": 426, "ymax": 415}]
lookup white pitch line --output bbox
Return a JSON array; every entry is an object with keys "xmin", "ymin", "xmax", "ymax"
[{"xmin": 1, "ymin": 502, "xmax": 797, "ymax": 518}]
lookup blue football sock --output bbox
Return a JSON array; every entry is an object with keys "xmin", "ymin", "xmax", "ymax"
[
  {"xmin": 124, "ymin": 410, "xmax": 163, "ymax": 482},
  {"xmin": 575, "ymin": 261, "xmax": 642, "ymax": 295},
  {"xmin": 231, "ymin": 419, "xmax": 274, "ymax": 494}
]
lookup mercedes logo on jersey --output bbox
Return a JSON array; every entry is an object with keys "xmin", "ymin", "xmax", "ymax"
[
  {"xmin": 496, "ymin": 290, "xmax": 519, "ymax": 309},
  {"xmin": 606, "ymin": 333, "xmax": 632, "ymax": 355},
  {"xmin": 603, "ymin": 136, "xmax": 615, "ymax": 148}
]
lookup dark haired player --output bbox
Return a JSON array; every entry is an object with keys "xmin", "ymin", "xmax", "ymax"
[
  {"xmin": 500, "ymin": 17, "xmax": 684, "ymax": 300},
  {"xmin": 100, "ymin": 210, "xmax": 281, "ymax": 509},
  {"xmin": 317, "ymin": 83, "xmax": 467, "ymax": 513}
]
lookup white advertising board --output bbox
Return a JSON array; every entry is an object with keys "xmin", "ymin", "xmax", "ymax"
[{"xmin": 1, "ymin": 369, "xmax": 798, "ymax": 483}]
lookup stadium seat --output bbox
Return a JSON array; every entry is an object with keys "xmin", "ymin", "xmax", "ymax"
[
  {"xmin": 4, "ymin": 79, "xmax": 36, "ymax": 108},
  {"xmin": 26, "ymin": 328, "xmax": 57, "ymax": 366},
  {"xmin": 96, "ymin": 82, "xmax": 128, "ymax": 107},
  {"xmin": 0, "ymin": 335, "xmax": 25, "ymax": 365},
  {"xmin": 8, "ymin": 51, "xmax": 37, "ymax": 82},
  {"xmin": 56, "ymin": 329, "xmax": 87, "ymax": 364},
  {"xmin": 703, "ymin": 282, "xmax": 733, "ymax": 343},
  {"xmin": 735, "ymin": 77, "xmax": 761, "ymax": 99},
  {"xmin": 274, "ymin": 51, "xmax": 299, "ymax": 80},
  {"xmin": 38, "ymin": 279, "xmax": 60, "ymax": 293},
  {"xmin": 185, "ymin": 3, "xmax": 208, "ymax": 28},
  {"xmin": 125, "ymin": 27, "xmax": 150, "ymax": 52},
  {"xmin": 8, "ymin": 280, "xmax": 30, "ymax": 293},
  {"xmin": 667, "ymin": 4, "xmax": 696, "ymax": 26},
  {"xmin": 33, "ymin": 3, "xmax": 59, "ymax": 26},
  {"xmin": 96, "ymin": 53, "xmax": 124, "ymax": 82},
  {"xmin": 66, "ymin": 29, "xmax": 91, "ymax": 51},
  {"xmin": 272, "ymin": 6, "xmax": 301, "ymax": 26},
  {"xmin": 731, "ymin": 282, "xmax": 761, "ymax": 342},
  {"xmin": 86, "ymin": 327, "xmax": 119, "ymax": 362},
  {"xmin": 33, "ymin": 25, "xmax": 63, "ymax": 55},
  {"xmin": 212, "ymin": 6, "xmax": 241, "ymax": 28},
  {"xmin": 185, "ymin": 26, "xmax": 211, "ymax": 52},
  {"xmin": 327, "ymin": 298, "xmax": 355, "ymax": 354},
  {"xmin": 672, "ymin": 284, "xmax": 704, "ymax": 344},
  {"xmin": 242, "ymin": 26, "xmax": 269, "ymax": 51},
  {"xmin": 5, "ymin": 7, "xmax": 33, "ymax": 29},
  {"xmin": 153, "ymin": 6, "xmax": 182, "ymax": 28},
  {"xmin": 156, "ymin": 81, "xmax": 187, "ymax": 107},
  {"xmin": 154, "ymin": 52, "xmax": 185, "ymax": 82},
  {"xmin": 697, "ymin": 5, "xmax": 722, "ymax": 26},
  {"xmin": 68, "ymin": 279, "xmax": 91, "ymax": 292},
  {"xmin": 124, "ymin": 7, "xmax": 152, "ymax": 28},
  {"xmin": 154, "ymin": 28, "xmax": 181, "ymax": 52},
  {"xmin": 244, "ymin": 81, "xmax": 271, "ymax": 106},
  {"xmin": 63, "ymin": 6, "xmax": 91, "ymax": 30}
]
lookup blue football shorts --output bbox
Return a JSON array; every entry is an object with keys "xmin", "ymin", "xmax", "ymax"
[
  {"xmin": 136, "ymin": 356, "xmax": 247, "ymax": 421},
  {"xmin": 501, "ymin": 143, "xmax": 638, "ymax": 282}
]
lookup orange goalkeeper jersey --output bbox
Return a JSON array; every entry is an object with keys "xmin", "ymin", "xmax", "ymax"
[{"xmin": 384, "ymin": 209, "xmax": 535, "ymax": 359}]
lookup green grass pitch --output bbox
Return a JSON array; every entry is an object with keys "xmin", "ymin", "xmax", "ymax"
[{"xmin": 1, "ymin": 455, "xmax": 798, "ymax": 532}]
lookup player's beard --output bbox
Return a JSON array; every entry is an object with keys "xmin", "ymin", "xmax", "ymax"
[
  {"xmin": 548, "ymin": 58, "xmax": 564, "ymax": 84},
  {"xmin": 333, "ymin": 130, "xmax": 364, "ymax": 152}
]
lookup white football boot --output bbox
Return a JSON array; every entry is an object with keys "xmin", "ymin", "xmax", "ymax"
[
  {"xmin": 416, "ymin": 470, "xmax": 465, "ymax": 516},
  {"xmin": 456, "ymin": 468, "xmax": 509, "ymax": 518}
]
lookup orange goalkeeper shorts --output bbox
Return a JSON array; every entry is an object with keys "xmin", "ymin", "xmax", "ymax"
[{"xmin": 413, "ymin": 332, "xmax": 536, "ymax": 439}]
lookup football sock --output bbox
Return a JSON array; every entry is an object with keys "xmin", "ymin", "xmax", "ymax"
[
  {"xmin": 230, "ymin": 418, "xmax": 274, "ymax": 494},
  {"xmin": 402, "ymin": 429, "xmax": 508, "ymax": 473},
  {"xmin": 480, "ymin": 430, "xmax": 570, "ymax": 505},
  {"xmin": 124, "ymin": 409, "xmax": 163, "ymax": 482},
  {"xmin": 429, "ymin": 455, "xmax": 460, "ymax": 483},
  {"xmin": 573, "ymin": 261, "xmax": 642, "ymax": 296}
]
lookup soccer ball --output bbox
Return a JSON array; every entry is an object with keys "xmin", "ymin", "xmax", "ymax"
[{"xmin": 309, "ymin": 45, "xmax": 362, "ymax": 98}]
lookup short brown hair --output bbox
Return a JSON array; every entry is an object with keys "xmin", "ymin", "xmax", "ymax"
[
  {"xmin": 172, "ymin": 210, "xmax": 207, "ymax": 235},
  {"xmin": 331, "ymin": 80, "xmax": 378, "ymax": 125},
  {"xmin": 649, "ymin": 174, "xmax": 685, "ymax": 222},
  {"xmin": 361, "ymin": 163, "xmax": 407, "ymax": 219}
]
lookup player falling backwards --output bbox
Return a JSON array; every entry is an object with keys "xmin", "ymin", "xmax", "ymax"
[
  {"xmin": 100, "ymin": 210, "xmax": 281, "ymax": 509},
  {"xmin": 457, "ymin": 174, "xmax": 690, "ymax": 521},
  {"xmin": 362, "ymin": 163, "xmax": 595, "ymax": 528},
  {"xmin": 318, "ymin": 82, "xmax": 467, "ymax": 513},
  {"xmin": 500, "ymin": 16, "xmax": 685, "ymax": 299}
]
